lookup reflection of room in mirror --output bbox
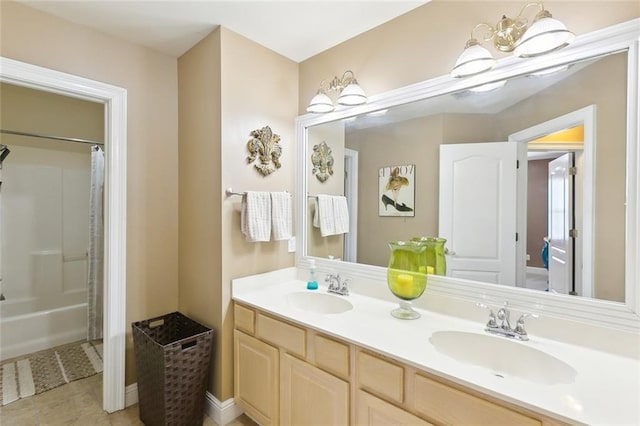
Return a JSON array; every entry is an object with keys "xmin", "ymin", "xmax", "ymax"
[{"xmin": 306, "ymin": 50, "xmax": 628, "ymax": 304}]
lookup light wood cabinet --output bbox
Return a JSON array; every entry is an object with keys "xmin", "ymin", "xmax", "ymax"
[
  {"xmin": 234, "ymin": 303, "xmax": 255, "ymax": 334},
  {"xmin": 233, "ymin": 302, "xmax": 569, "ymax": 426},
  {"xmin": 256, "ymin": 312, "xmax": 306, "ymax": 357},
  {"xmin": 280, "ymin": 352, "xmax": 349, "ymax": 426},
  {"xmin": 357, "ymin": 350, "xmax": 404, "ymax": 404},
  {"xmin": 413, "ymin": 373, "xmax": 541, "ymax": 426},
  {"xmin": 313, "ymin": 333, "xmax": 350, "ymax": 380},
  {"xmin": 234, "ymin": 330, "xmax": 279, "ymax": 425},
  {"xmin": 356, "ymin": 389, "xmax": 432, "ymax": 426}
]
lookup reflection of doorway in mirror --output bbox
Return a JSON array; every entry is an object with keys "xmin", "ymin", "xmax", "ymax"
[
  {"xmin": 379, "ymin": 164, "xmax": 415, "ymax": 217},
  {"xmin": 510, "ymin": 105, "xmax": 594, "ymax": 299},
  {"xmin": 343, "ymin": 149, "xmax": 358, "ymax": 262},
  {"xmin": 547, "ymin": 152, "xmax": 576, "ymax": 295},
  {"xmin": 526, "ymin": 151, "xmax": 579, "ymax": 295}
]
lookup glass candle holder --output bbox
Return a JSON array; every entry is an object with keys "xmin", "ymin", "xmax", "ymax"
[
  {"xmin": 387, "ymin": 241, "xmax": 428, "ymax": 319},
  {"xmin": 411, "ymin": 236, "xmax": 447, "ymax": 276}
]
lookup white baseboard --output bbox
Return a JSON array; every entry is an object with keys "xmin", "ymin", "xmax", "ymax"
[
  {"xmin": 205, "ymin": 393, "xmax": 244, "ymax": 425},
  {"xmin": 123, "ymin": 383, "xmax": 243, "ymax": 425},
  {"xmin": 527, "ymin": 266, "xmax": 548, "ymax": 276},
  {"xmin": 124, "ymin": 383, "xmax": 138, "ymax": 407}
]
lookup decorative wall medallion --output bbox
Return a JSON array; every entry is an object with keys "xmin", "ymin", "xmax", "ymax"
[
  {"xmin": 246, "ymin": 126, "xmax": 282, "ymax": 176},
  {"xmin": 311, "ymin": 141, "xmax": 334, "ymax": 183}
]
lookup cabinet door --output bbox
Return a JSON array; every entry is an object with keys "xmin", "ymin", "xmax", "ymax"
[
  {"xmin": 234, "ymin": 330, "xmax": 279, "ymax": 425},
  {"xmin": 280, "ymin": 352, "xmax": 349, "ymax": 426},
  {"xmin": 356, "ymin": 389, "xmax": 432, "ymax": 426}
]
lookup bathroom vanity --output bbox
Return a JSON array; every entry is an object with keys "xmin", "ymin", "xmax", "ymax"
[{"xmin": 232, "ymin": 269, "xmax": 640, "ymax": 426}]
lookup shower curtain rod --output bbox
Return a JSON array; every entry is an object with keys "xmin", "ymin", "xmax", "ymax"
[{"xmin": 0, "ymin": 129, "xmax": 104, "ymax": 146}]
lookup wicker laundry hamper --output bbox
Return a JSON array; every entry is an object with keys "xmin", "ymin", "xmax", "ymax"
[{"xmin": 132, "ymin": 312, "xmax": 214, "ymax": 426}]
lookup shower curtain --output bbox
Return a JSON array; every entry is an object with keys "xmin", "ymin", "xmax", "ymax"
[{"xmin": 87, "ymin": 145, "xmax": 104, "ymax": 340}]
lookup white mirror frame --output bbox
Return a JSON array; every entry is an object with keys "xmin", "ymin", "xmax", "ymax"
[
  {"xmin": 0, "ymin": 57, "xmax": 127, "ymax": 412},
  {"xmin": 295, "ymin": 19, "xmax": 640, "ymax": 332}
]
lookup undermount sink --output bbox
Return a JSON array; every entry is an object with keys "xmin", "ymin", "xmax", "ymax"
[
  {"xmin": 429, "ymin": 331, "xmax": 577, "ymax": 385},
  {"xmin": 287, "ymin": 291, "xmax": 353, "ymax": 314}
]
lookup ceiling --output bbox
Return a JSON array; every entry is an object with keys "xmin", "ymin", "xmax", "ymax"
[{"xmin": 19, "ymin": 1, "xmax": 430, "ymax": 62}]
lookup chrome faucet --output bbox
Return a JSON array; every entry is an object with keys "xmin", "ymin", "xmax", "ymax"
[
  {"xmin": 325, "ymin": 273, "xmax": 350, "ymax": 296},
  {"xmin": 477, "ymin": 302, "xmax": 538, "ymax": 341}
]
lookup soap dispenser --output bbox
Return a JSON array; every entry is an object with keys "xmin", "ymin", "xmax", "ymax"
[{"xmin": 307, "ymin": 259, "xmax": 318, "ymax": 290}]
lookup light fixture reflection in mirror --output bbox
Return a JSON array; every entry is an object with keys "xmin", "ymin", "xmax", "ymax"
[
  {"xmin": 528, "ymin": 64, "xmax": 571, "ymax": 77},
  {"xmin": 467, "ymin": 80, "xmax": 507, "ymax": 93}
]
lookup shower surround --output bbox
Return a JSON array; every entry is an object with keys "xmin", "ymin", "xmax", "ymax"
[{"xmin": 0, "ymin": 144, "xmax": 90, "ymax": 361}]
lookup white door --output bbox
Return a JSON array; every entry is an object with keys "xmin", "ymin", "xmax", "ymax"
[
  {"xmin": 439, "ymin": 142, "xmax": 518, "ymax": 285},
  {"xmin": 547, "ymin": 153, "xmax": 574, "ymax": 294}
]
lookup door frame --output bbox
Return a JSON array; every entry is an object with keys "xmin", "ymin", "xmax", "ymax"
[
  {"xmin": 343, "ymin": 148, "xmax": 358, "ymax": 262},
  {"xmin": 509, "ymin": 105, "xmax": 595, "ymax": 298},
  {"xmin": 0, "ymin": 57, "xmax": 127, "ymax": 412}
]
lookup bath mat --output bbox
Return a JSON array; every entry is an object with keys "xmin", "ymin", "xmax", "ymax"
[{"xmin": 0, "ymin": 340, "xmax": 102, "ymax": 406}]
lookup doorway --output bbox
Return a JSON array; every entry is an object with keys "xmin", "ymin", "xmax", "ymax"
[
  {"xmin": 0, "ymin": 56, "xmax": 127, "ymax": 412},
  {"xmin": 0, "ymin": 83, "xmax": 104, "ymax": 363}
]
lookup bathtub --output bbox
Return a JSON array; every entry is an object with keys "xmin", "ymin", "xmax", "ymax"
[{"xmin": 0, "ymin": 303, "xmax": 87, "ymax": 361}]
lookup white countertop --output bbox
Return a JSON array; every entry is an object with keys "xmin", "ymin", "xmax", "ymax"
[{"xmin": 232, "ymin": 274, "xmax": 640, "ymax": 426}]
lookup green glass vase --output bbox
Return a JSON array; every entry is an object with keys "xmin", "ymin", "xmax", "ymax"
[
  {"xmin": 387, "ymin": 241, "xmax": 428, "ymax": 320},
  {"xmin": 411, "ymin": 236, "xmax": 447, "ymax": 276}
]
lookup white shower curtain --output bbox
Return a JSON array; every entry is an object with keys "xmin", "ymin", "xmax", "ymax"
[{"xmin": 87, "ymin": 145, "xmax": 104, "ymax": 340}]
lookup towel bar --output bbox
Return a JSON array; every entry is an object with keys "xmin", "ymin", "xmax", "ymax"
[
  {"xmin": 225, "ymin": 188, "xmax": 245, "ymax": 197},
  {"xmin": 225, "ymin": 188, "xmax": 290, "ymax": 197}
]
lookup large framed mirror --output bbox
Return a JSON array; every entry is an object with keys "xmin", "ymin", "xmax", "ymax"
[{"xmin": 295, "ymin": 19, "xmax": 639, "ymax": 330}]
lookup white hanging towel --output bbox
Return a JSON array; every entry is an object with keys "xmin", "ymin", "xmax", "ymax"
[
  {"xmin": 332, "ymin": 195, "xmax": 350, "ymax": 235},
  {"xmin": 314, "ymin": 194, "xmax": 335, "ymax": 237},
  {"xmin": 241, "ymin": 191, "xmax": 271, "ymax": 242},
  {"xmin": 270, "ymin": 191, "xmax": 292, "ymax": 241}
]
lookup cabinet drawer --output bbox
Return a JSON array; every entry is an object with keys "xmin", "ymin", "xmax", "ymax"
[
  {"xmin": 314, "ymin": 334, "xmax": 350, "ymax": 379},
  {"xmin": 413, "ymin": 373, "xmax": 541, "ymax": 426},
  {"xmin": 234, "ymin": 303, "xmax": 255, "ymax": 334},
  {"xmin": 256, "ymin": 313, "xmax": 306, "ymax": 357},
  {"xmin": 357, "ymin": 390, "xmax": 432, "ymax": 426},
  {"xmin": 357, "ymin": 350, "xmax": 404, "ymax": 404}
]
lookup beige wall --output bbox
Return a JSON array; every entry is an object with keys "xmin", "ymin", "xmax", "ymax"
[
  {"xmin": 177, "ymin": 27, "xmax": 223, "ymax": 396},
  {"xmin": 0, "ymin": 82, "xmax": 104, "ymax": 145},
  {"xmin": 178, "ymin": 27, "xmax": 298, "ymax": 400},
  {"xmin": 0, "ymin": 1, "xmax": 179, "ymax": 385}
]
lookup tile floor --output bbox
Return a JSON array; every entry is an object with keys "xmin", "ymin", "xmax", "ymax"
[{"xmin": 0, "ymin": 373, "xmax": 256, "ymax": 425}]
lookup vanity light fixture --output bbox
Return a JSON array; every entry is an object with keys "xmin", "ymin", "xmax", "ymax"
[
  {"xmin": 307, "ymin": 70, "xmax": 367, "ymax": 113},
  {"xmin": 451, "ymin": 1, "xmax": 574, "ymax": 78}
]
